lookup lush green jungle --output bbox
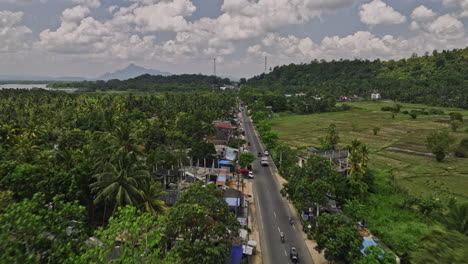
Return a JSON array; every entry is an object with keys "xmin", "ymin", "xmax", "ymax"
[
  {"xmin": 0, "ymin": 89, "xmax": 239, "ymax": 263},
  {"xmin": 48, "ymin": 74, "xmax": 231, "ymax": 92},
  {"xmin": 244, "ymin": 47, "xmax": 468, "ymax": 109}
]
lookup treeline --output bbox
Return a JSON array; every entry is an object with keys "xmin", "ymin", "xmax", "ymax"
[
  {"xmin": 240, "ymin": 86, "xmax": 351, "ymax": 114},
  {"xmin": 48, "ymin": 74, "xmax": 232, "ymax": 92},
  {"xmin": 0, "ymin": 89, "xmax": 239, "ymax": 263},
  {"xmin": 245, "ymin": 47, "xmax": 468, "ymax": 108},
  {"xmin": 0, "ymin": 80, "xmax": 51, "ymax": 84}
]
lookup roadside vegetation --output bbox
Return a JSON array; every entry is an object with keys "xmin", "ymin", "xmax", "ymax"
[{"xmin": 250, "ymin": 99, "xmax": 468, "ymax": 263}]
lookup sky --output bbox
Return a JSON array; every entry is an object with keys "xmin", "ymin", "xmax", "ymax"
[{"xmin": 0, "ymin": 0, "xmax": 467, "ymax": 79}]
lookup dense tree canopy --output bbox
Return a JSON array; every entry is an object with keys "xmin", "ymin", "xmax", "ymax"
[
  {"xmin": 48, "ymin": 74, "xmax": 231, "ymax": 92},
  {"xmin": 247, "ymin": 47, "xmax": 468, "ymax": 108},
  {"xmin": 0, "ymin": 89, "xmax": 238, "ymax": 263}
]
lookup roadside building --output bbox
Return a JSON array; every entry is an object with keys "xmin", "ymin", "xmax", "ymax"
[
  {"xmin": 371, "ymin": 92, "xmax": 381, "ymax": 100},
  {"xmin": 298, "ymin": 148, "xmax": 350, "ymax": 174}
]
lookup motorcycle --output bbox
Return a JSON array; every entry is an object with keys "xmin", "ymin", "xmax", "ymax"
[{"xmin": 280, "ymin": 232, "xmax": 285, "ymax": 243}]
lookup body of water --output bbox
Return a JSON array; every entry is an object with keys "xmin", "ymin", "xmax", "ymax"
[{"xmin": 0, "ymin": 84, "xmax": 77, "ymax": 92}]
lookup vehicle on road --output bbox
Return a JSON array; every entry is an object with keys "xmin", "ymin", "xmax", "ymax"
[
  {"xmin": 260, "ymin": 157, "xmax": 268, "ymax": 166},
  {"xmin": 248, "ymin": 171, "xmax": 254, "ymax": 179},
  {"xmin": 264, "ymin": 150, "xmax": 269, "ymax": 156},
  {"xmin": 290, "ymin": 247, "xmax": 299, "ymax": 263},
  {"xmin": 280, "ymin": 232, "xmax": 284, "ymax": 243},
  {"xmin": 257, "ymin": 152, "xmax": 262, "ymax": 157}
]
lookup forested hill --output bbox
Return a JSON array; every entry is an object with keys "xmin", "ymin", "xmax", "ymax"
[
  {"xmin": 48, "ymin": 74, "xmax": 231, "ymax": 92},
  {"xmin": 246, "ymin": 47, "xmax": 468, "ymax": 108}
]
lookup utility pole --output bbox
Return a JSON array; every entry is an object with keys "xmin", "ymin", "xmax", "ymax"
[
  {"xmin": 213, "ymin": 58, "xmax": 217, "ymax": 76},
  {"xmin": 264, "ymin": 56, "xmax": 267, "ymax": 73}
]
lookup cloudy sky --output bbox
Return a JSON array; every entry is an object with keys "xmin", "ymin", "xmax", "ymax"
[{"xmin": 1, "ymin": 0, "xmax": 467, "ymax": 78}]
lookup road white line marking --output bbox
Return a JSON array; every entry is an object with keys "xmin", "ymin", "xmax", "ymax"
[
  {"xmin": 292, "ymin": 225, "xmax": 296, "ymax": 231},
  {"xmin": 284, "ymin": 250, "xmax": 287, "ymax": 256},
  {"xmin": 273, "ymin": 211, "xmax": 277, "ymax": 219},
  {"xmin": 255, "ymin": 194, "xmax": 264, "ymax": 230},
  {"xmin": 277, "ymin": 226, "xmax": 281, "ymax": 233}
]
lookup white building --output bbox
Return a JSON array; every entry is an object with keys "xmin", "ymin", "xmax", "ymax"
[{"xmin": 371, "ymin": 92, "xmax": 381, "ymax": 100}]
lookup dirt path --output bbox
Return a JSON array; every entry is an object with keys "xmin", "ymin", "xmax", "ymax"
[{"xmin": 385, "ymin": 147, "xmax": 434, "ymax": 157}]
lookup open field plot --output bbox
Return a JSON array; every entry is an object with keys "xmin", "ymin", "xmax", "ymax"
[{"xmin": 271, "ymin": 101, "xmax": 468, "ymax": 202}]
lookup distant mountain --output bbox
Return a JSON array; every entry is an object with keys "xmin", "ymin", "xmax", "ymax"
[
  {"xmin": 0, "ymin": 75, "xmax": 86, "ymax": 82},
  {"xmin": 97, "ymin": 64, "xmax": 172, "ymax": 80}
]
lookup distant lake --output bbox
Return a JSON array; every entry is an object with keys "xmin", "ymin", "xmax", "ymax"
[{"xmin": 0, "ymin": 84, "xmax": 77, "ymax": 92}]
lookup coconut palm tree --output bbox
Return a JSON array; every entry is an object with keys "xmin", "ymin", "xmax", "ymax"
[
  {"xmin": 90, "ymin": 150, "xmax": 149, "ymax": 213},
  {"xmin": 348, "ymin": 150, "xmax": 365, "ymax": 176},
  {"xmin": 359, "ymin": 145, "xmax": 370, "ymax": 166},
  {"xmin": 348, "ymin": 138, "xmax": 362, "ymax": 152},
  {"xmin": 140, "ymin": 180, "xmax": 167, "ymax": 215}
]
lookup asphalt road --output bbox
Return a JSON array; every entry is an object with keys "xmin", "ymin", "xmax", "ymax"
[{"xmin": 242, "ymin": 107, "xmax": 314, "ymax": 264}]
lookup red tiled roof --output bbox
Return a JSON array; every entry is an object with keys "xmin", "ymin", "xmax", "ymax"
[{"xmin": 216, "ymin": 124, "xmax": 233, "ymax": 129}]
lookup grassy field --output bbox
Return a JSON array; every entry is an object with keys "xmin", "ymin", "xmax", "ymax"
[
  {"xmin": 272, "ymin": 101, "xmax": 468, "ymax": 202},
  {"xmin": 271, "ymin": 101, "xmax": 468, "ymax": 257}
]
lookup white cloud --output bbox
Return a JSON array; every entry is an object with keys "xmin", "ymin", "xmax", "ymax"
[
  {"xmin": 247, "ymin": 27, "xmax": 468, "ymax": 68},
  {"xmin": 108, "ymin": 5, "xmax": 118, "ymax": 13},
  {"xmin": 0, "ymin": 0, "xmax": 47, "ymax": 4},
  {"xmin": 359, "ymin": 0, "xmax": 406, "ymax": 26},
  {"xmin": 132, "ymin": 0, "xmax": 195, "ymax": 32},
  {"xmin": 62, "ymin": 5, "xmax": 90, "ymax": 22},
  {"xmin": 321, "ymin": 31, "xmax": 401, "ymax": 58},
  {"xmin": 411, "ymin": 5, "xmax": 436, "ymax": 22},
  {"xmin": 440, "ymin": 0, "xmax": 468, "ymax": 17},
  {"xmin": 427, "ymin": 14, "xmax": 464, "ymax": 39},
  {"xmin": 111, "ymin": 0, "xmax": 195, "ymax": 32},
  {"xmin": 409, "ymin": 21, "xmax": 420, "ymax": 31},
  {"xmin": 214, "ymin": 0, "xmax": 358, "ymax": 41},
  {"xmin": 0, "ymin": 11, "xmax": 32, "ymax": 52},
  {"xmin": 2, "ymin": 0, "xmax": 468, "ymax": 78},
  {"xmin": 71, "ymin": 0, "xmax": 100, "ymax": 8}
]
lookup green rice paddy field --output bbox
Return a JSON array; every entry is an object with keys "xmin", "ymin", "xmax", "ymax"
[{"xmin": 271, "ymin": 101, "xmax": 468, "ymax": 202}]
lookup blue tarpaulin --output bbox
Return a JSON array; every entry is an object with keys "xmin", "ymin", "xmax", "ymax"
[
  {"xmin": 228, "ymin": 245, "xmax": 243, "ymax": 264},
  {"xmin": 219, "ymin": 160, "xmax": 233, "ymax": 165},
  {"xmin": 361, "ymin": 237, "xmax": 378, "ymax": 254},
  {"xmin": 225, "ymin": 197, "xmax": 240, "ymax": 207}
]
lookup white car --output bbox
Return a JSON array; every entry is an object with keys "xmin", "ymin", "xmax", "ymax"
[
  {"xmin": 248, "ymin": 171, "xmax": 254, "ymax": 179},
  {"xmin": 264, "ymin": 150, "xmax": 269, "ymax": 156}
]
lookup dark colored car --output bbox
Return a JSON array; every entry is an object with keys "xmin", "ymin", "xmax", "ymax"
[
  {"xmin": 290, "ymin": 247, "xmax": 299, "ymax": 263},
  {"xmin": 257, "ymin": 152, "xmax": 262, "ymax": 157}
]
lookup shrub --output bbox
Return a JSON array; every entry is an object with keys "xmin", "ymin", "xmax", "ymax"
[
  {"xmin": 449, "ymin": 120, "xmax": 462, "ymax": 132},
  {"xmin": 429, "ymin": 109, "xmax": 444, "ymax": 115},
  {"xmin": 426, "ymin": 131, "xmax": 455, "ymax": 162},
  {"xmin": 373, "ymin": 127, "xmax": 381, "ymax": 136},
  {"xmin": 381, "ymin": 105, "xmax": 401, "ymax": 113},
  {"xmin": 454, "ymin": 138, "xmax": 468, "ymax": 158},
  {"xmin": 403, "ymin": 110, "xmax": 409, "ymax": 114},
  {"xmin": 449, "ymin": 112, "xmax": 463, "ymax": 122}
]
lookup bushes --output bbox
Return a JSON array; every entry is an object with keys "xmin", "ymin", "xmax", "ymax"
[
  {"xmin": 449, "ymin": 112, "xmax": 463, "ymax": 122},
  {"xmin": 454, "ymin": 138, "xmax": 468, "ymax": 158},
  {"xmin": 381, "ymin": 104, "xmax": 401, "ymax": 113}
]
